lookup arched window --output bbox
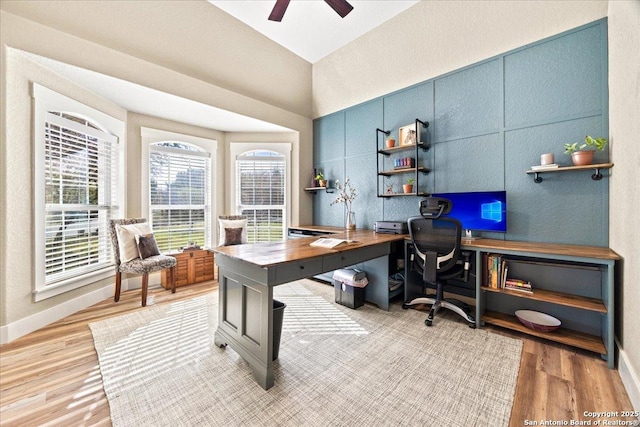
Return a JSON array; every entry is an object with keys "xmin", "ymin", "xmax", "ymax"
[
  {"xmin": 33, "ymin": 83, "xmax": 123, "ymax": 300},
  {"xmin": 143, "ymin": 130, "xmax": 216, "ymax": 252},
  {"xmin": 235, "ymin": 149, "xmax": 287, "ymax": 242},
  {"xmin": 149, "ymin": 141, "xmax": 211, "ymax": 252}
]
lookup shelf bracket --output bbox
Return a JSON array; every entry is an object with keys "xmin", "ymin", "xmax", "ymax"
[
  {"xmin": 415, "ymin": 119, "xmax": 430, "ymax": 151},
  {"xmin": 592, "ymin": 167, "xmax": 604, "ymax": 181},
  {"xmin": 415, "ymin": 118, "xmax": 429, "ymax": 129},
  {"xmin": 376, "ymin": 128, "xmax": 391, "ymax": 156},
  {"xmin": 533, "ymin": 172, "xmax": 543, "ymax": 183}
]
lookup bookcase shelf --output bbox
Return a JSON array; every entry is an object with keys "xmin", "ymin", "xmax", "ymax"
[
  {"xmin": 471, "ymin": 240, "xmax": 618, "ymax": 368},
  {"xmin": 481, "ymin": 286, "xmax": 607, "ymax": 313},
  {"xmin": 482, "ymin": 310, "xmax": 606, "ymax": 355}
]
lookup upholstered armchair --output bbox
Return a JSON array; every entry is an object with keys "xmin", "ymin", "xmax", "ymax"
[{"xmin": 109, "ymin": 218, "xmax": 177, "ymax": 306}]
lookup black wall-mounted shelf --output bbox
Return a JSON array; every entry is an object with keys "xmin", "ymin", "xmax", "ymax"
[{"xmin": 376, "ymin": 119, "xmax": 430, "ymax": 197}]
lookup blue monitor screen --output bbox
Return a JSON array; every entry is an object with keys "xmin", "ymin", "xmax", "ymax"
[{"xmin": 431, "ymin": 191, "xmax": 507, "ymax": 233}]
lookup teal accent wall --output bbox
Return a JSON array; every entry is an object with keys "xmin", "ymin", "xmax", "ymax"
[{"xmin": 313, "ymin": 19, "xmax": 609, "ymax": 246}]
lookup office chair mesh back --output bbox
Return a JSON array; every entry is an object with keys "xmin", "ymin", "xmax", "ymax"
[{"xmin": 408, "ymin": 216, "xmax": 462, "ymax": 283}]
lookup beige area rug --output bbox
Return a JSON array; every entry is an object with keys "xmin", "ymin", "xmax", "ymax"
[{"xmin": 89, "ymin": 280, "xmax": 522, "ymax": 427}]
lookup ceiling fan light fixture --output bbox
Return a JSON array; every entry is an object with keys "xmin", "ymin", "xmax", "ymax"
[
  {"xmin": 268, "ymin": 0, "xmax": 290, "ymax": 22},
  {"xmin": 268, "ymin": 0, "xmax": 353, "ymax": 22},
  {"xmin": 325, "ymin": 0, "xmax": 354, "ymax": 18}
]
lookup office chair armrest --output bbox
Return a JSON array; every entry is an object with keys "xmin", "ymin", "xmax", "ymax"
[{"xmin": 460, "ymin": 251, "xmax": 472, "ymax": 282}]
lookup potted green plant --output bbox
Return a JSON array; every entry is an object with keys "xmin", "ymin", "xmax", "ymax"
[
  {"xmin": 315, "ymin": 172, "xmax": 327, "ymax": 188},
  {"xmin": 403, "ymin": 178, "xmax": 415, "ymax": 194},
  {"xmin": 563, "ymin": 135, "xmax": 608, "ymax": 166}
]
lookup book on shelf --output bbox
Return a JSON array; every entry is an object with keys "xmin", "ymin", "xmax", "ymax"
[
  {"xmin": 531, "ymin": 164, "xmax": 559, "ymax": 170},
  {"xmin": 501, "ymin": 265, "xmax": 508, "ymax": 289},
  {"xmin": 310, "ymin": 238, "xmax": 357, "ymax": 248},
  {"xmin": 503, "ymin": 283, "xmax": 533, "ymax": 293},
  {"xmin": 485, "ymin": 253, "xmax": 508, "ymax": 289},
  {"xmin": 505, "ymin": 278, "xmax": 532, "ymax": 287},
  {"xmin": 504, "ymin": 278, "xmax": 533, "ymax": 293}
]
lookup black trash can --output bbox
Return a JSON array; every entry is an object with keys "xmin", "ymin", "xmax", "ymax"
[{"xmin": 273, "ymin": 299, "xmax": 286, "ymax": 360}]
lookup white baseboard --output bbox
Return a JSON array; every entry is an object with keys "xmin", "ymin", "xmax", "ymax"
[
  {"xmin": 0, "ymin": 273, "xmax": 164, "ymax": 345},
  {"xmin": 0, "ymin": 284, "xmax": 114, "ymax": 344},
  {"xmin": 618, "ymin": 339, "xmax": 640, "ymax": 412}
]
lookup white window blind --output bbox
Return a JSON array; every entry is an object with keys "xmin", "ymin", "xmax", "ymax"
[
  {"xmin": 149, "ymin": 143, "xmax": 210, "ymax": 252},
  {"xmin": 43, "ymin": 112, "xmax": 119, "ymax": 285},
  {"xmin": 236, "ymin": 151, "xmax": 285, "ymax": 242}
]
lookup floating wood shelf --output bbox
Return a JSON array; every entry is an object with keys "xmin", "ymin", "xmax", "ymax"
[
  {"xmin": 378, "ymin": 166, "xmax": 430, "ymax": 177},
  {"xmin": 482, "ymin": 310, "xmax": 606, "ymax": 355},
  {"xmin": 379, "ymin": 192, "xmax": 428, "ymax": 198},
  {"xmin": 526, "ymin": 162, "xmax": 613, "ymax": 183},
  {"xmin": 377, "ymin": 142, "xmax": 430, "ymax": 156},
  {"xmin": 304, "ymin": 186, "xmax": 334, "ymax": 194}
]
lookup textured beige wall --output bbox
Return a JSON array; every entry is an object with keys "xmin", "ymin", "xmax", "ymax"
[
  {"xmin": 312, "ymin": 0, "xmax": 608, "ymax": 117},
  {"xmin": 0, "ymin": 8, "xmax": 312, "ymax": 330},
  {"xmin": 0, "ymin": 0, "xmax": 312, "ymax": 117},
  {"xmin": 608, "ymin": 0, "xmax": 640, "ymax": 406},
  {"xmin": 1, "ymin": 49, "xmax": 127, "ymax": 325}
]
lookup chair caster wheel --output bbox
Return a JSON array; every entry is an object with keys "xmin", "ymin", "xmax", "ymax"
[
  {"xmin": 468, "ymin": 323, "xmax": 476, "ymax": 329},
  {"xmin": 425, "ymin": 319, "xmax": 433, "ymax": 327}
]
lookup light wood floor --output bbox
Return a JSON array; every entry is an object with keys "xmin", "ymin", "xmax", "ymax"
[{"xmin": 0, "ymin": 280, "xmax": 634, "ymax": 427}]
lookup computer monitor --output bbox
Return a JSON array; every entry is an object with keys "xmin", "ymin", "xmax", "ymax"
[{"xmin": 430, "ymin": 190, "xmax": 507, "ymax": 238}]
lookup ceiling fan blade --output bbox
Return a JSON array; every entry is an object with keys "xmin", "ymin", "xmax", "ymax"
[
  {"xmin": 268, "ymin": 0, "xmax": 290, "ymax": 22},
  {"xmin": 324, "ymin": 0, "xmax": 354, "ymax": 18}
]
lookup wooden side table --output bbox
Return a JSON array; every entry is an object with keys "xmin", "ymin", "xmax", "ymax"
[{"xmin": 161, "ymin": 249, "xmax": 215, "ymax": 289}]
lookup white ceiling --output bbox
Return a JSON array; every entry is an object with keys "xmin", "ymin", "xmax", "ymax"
[
  {"xmin": 209, "ymin": 0, "xmax": 420, "ymax": 63},
  {"xmin": 17, "ymin": 1, "xmax": 420, "ymax": 133}
]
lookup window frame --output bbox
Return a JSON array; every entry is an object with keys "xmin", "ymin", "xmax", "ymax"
[
  {"xmin": 141, "ymin": 128, "xmax": 217, "ymax": 251},
  {"xmin": 32, "ymin": 83, "xmax": 125, "ymax": 301},
  {"xmin": 229, "ymin": 142, "xmax": 291, "ymax": 243}
]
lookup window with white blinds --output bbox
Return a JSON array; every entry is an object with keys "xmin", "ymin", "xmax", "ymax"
[
  {"xmin": 149, "ymin": 142, "xmax": 210, "ymax": 252},
  {"xmin": 42, "ymin": 112, "xmax": 119, "ymax": 286},
  {"xmin": 236, "ymin": 150, "xmax": 285, "ymax": 242}
]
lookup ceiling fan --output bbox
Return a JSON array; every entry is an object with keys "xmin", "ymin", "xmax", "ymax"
[{"xmin": 268, "ymin": 0, "xmax": 354, "ymax": 22}]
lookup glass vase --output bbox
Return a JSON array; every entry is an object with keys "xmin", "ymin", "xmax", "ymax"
[{"xmin": 346, "ymin": 211, "xmax": 356, "ymax": 230}]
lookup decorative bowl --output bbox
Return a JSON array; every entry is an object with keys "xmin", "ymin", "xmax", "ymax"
[{"xmin": 515, "ymin": 310, "xmax": 561, "ymax": 332}]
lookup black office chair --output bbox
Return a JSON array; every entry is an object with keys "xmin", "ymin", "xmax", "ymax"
[{"xmin": 402, "ymin": 197, "xmax": 475, "ymax": 328}]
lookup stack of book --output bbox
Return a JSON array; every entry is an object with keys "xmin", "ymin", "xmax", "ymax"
[
  {"xmin": 504, "ymin": 278, "xmax": 533, "ymax": 293},
  {"xmin": 484, "ymin": 253, "xmax": 533, "ymax": 293}
]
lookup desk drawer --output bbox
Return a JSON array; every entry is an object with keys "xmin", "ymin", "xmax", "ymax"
[
  {"xmin": 275, "ymin": 258, "xmax": 323, "ymax": 284},
  {"xmin": 323, "ymin": 245, "xmax": 389, "ymax": 271}
]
